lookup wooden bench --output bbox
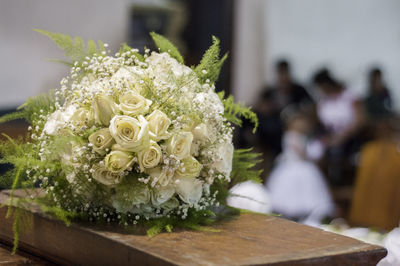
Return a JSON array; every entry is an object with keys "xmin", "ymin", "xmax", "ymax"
[{"xmin": 0, "ymin": 189, "xmax": 386, "ymax": 265}]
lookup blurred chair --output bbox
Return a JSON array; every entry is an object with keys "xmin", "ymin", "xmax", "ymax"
[{"xmin": 349, "ymin": 138, "xmax": 400, "ymax": 230}]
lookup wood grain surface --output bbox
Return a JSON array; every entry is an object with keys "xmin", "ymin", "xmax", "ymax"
[
  {"xmin": 0, "ymin": 242, "xmax": 54, "ymax": 265},
  {"xmin": 0, "ymin": 190, "xmax": 387, "ymax": 265}
]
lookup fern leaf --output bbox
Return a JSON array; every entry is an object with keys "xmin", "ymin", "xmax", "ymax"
[
  {"xmin": 119, "ymin": 43, "xmax": 131, "ymax": 54},
  {"xmin": 11, "ymin": 207, "xmax": 21, "ymax": 254},
  {"xmin": 0, "ymin": 168, "xmax": 15, "ymax": 189},
  {"xmin": 35, "ymin": 29, "xmax": 105, "ymax": 63},
  {"xmin": 0, "ymin": 91, "xmax": 56, "ymax": 124},
  {"xmin": 218, "ymin": 91, "xmax": 258, "ymax": 133},
  {"xmin": 119, "ymin": 43, "xmax": 144, "ymax": 62},
  {"xmin": 87, "ymin": 40, "xmax": 98, "ymax": 56},
  {"xmin": 195, "ymin": 36, "xmax": 228, "ymax": 84},
  {"xmin": 230, "ymin": 148, "xmax": 263, "ymax": 186},
  {"xmin": 165, "ymin": 224, "xmax": 173, "ymax": 233},
  {"xmin": 147, "ymin": 220, "xmax": 165, "ymax": 237},
  {"xmin": 45, "ymin": 58, "xmax": 72, "ymax": 66},
  {"xmin": 150, "ymin": 32, "xmax": 184, "ymax": 64},
  {"xmin": 97, "ymin": 40, "xmax": 106, "ymax": 54},
  {"xmin": 0, "ymin": 111, "xmax": 25, "ymax": 123}
]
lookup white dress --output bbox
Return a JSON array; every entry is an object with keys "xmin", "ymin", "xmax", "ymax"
[
  {"xmin": 317, "ymin": 90, "xmax": 357, "ymax": 134},
  {"xmin": 377, "ymin": 226, "xmax": 400, "ymax": 266},
  {"xmin": 266, "ymin": 131, "xmax": 334, "ymax": 225},
  {"xmin": 227, "ymin": 181, "xmax": 271, "ymax": 214}
]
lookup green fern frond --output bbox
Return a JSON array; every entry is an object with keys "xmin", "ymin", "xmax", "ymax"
[
  {"xmin": 150, "ymin": 32, "xmax": 184, "ymax": 64},
  {"xmin": 35, "ymin": 29, "xmax": 106, "ymax": 63},
  {"xmin": 230, "ymin": 148, "xmax": 263, "ymax": 186},
  {"xmin": 0, "ymin": 112, "xmax": 25, "ymax": 124},
  {"xmin": 39, "ymin": 204, "xmax": 75, "ymax": 226},
  {"xmin": 195, "ymin": 36, "xmax": 228, "ymax": 84},
  {"xmin": 11, "ymin": 207, "xmax": 21, "ymax": 254},
  {"xmin": 218, "ymin": 91, "xmax": 258, "ymax": 133},
  {"xmin": 119, "ymin": 43, "xmax": 144, "ymax": 62},
  {"xmin": 146, "ymin": 220, "xmax": 165, "ymax": 237},
  {"xmin": 0, "ymin": 169, "xmax": 14, "ymax": 189},
  {"xmin": 87, "ymin": 40, "xmax": 98, "ymax": 55},
  {"xmin": 17, "ymin": 91, "xmax": 55, "ymax": 123},
  {"xmin": 0, "ymin": 91, "xmax": 55, "ymax": 124},
  {"xmin": 165, "ymin": 224, "xmax": 173, "ymax": 233}
]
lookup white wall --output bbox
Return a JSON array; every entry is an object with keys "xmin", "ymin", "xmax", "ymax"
[
  {"xmin": 233, "ymin": 0, "xmax": 400, "ymax": 108},
  {"xmin": 232, "ymin": 0, "xmax": 267, "ymax": 107},
  {"xmin": 0, "ymin": 0, "xmax": 129, "ymax": 109}
]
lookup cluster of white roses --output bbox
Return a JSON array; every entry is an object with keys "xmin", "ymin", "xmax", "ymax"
[{"xmin": 39, "ymin": 48, "xmax": 234, "ymax": 218}]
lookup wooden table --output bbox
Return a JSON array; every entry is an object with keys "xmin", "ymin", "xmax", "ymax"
[
  {"xmin": 0, "ymin": 242, "xmax": 54, "ymax": 265},
  {"xmin": 0, "ymin": 190, "xmax": 386, "ymax": 265}
]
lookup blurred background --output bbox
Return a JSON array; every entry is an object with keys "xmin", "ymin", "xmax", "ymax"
[{"xmin": 1, "ymin": 0, "xmax": 400, "ymax": 247}]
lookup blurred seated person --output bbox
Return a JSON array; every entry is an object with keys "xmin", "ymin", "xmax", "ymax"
[
  {"xmin": 364, "ymin": 67, "xmax": 393, "ymax": 119},
  {"xmin": 313, "ymin": 69, "xmax": 365, "ymax": 186},
  {"xmin": 255, "ymin": 60, "xmax": 312, "ymax": 156},
  {"xmin": 266, "ymin": 109, "xmax": 334, "ymax": 226},
  {"xmin": 349, "ymin": 118, "xmax": 400, "ymax": 230}
]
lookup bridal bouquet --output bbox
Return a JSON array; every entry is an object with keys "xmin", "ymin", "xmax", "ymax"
[{"xmin": 0, "ymin": 30, "xmax": 261, "ymax": 245}]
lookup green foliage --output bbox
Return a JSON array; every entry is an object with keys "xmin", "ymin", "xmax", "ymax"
[
  {"xmin": 0, "ymin": 91, "xmax": 55, "ymax": 124},
  {"xmin": 144, "ymin": 208, "xmax": 219, "ymax": 237},
  {"xmin": 35, "ymin": 29, "xmax": 106, "ymax": 64},
  {"xmin": 0, "ymin": 168, "xmax": 16, "ymax": 189},
  {"xmin": 5, "ymin": 200, "xmax": 33, "ymax": 254},
  {"xmin": 0, "ymin": 136, "xmax": 30, "ymax": 192},
  {"xmin": 210, "ymin": 178, "xmax": 230, "ymax": 205},
  {"xmin": 150, "ymin": 32, "xmax": 184, "ymax": 63},
  {"xmin": 39, "ymin": 204, "xmax": 76, "ymax": 226},
  {"xmin": 119, "ymin": 43, "xmax": 144, "ymax": 62},
  {"xmin": 11, "ymin": 208, "xmax": 21, "ymax": 254},
  {"xmin": 195, "ymin": 36, "xmax": 228, "ymax": 84},
  {"xmin": 146, "ymin": 220, "xmax": 167, "ymax": 237},
  {"xmin": 218, "ymin": 91, "xmax": 258, "ymax": 133},
  {"xmin": 141, "ymin": 76, "xmax": 201, "ymax": 125},
  {"xmin": 230, "ymin": 148, "xmax": 263, "ymax": 186}
]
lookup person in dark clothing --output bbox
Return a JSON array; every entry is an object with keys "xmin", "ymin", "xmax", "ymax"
[
  {"xmin": 259, "ymin": 60, "xmax": 311, "ymax": 113},
  {"xmin": 255, "ymin": 60, "xmax": 312, "ymax": 157},
  {"xmin": 364, "ymin": 68, "xmax": 392, "ymax": 118},
  {"xmin": 312, "ymin": 69, "xmax": 365, "ymax": 186}
]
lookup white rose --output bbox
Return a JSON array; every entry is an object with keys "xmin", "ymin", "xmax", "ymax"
[
  {"xmin": 92, "ymin": 94, "xmax": 119, "ymax": 126},
  {"xmin": 92, "ymin": 165, "xmax": 123, "ymax": 186},
  {"xmin": 43, "ymin": 105, "xmax": 76, "ymax": 135},
  {"xmin": 105, "ymin": 150, "xmax": 134, "ymax": 173},
  {"xmin": 175, "ymin": 177, "xmax": 203, "ymax": 204},
  {"xmin": 109, "ymin": 115, "xmax": 150, "ymax": 152},
  {"xmin": 88, "ymin": 128, "xmax": 114, "ymax": 155},
  {"xmin": 167, "ymin": 132, "xmax": 193, "ymax": 160},
  {"xmin": 69, "ymin": 108, "xmax": 94, "ymax": 130},
  {"xmin": 192, "ymin": 123, "xmax": 210, "ymax": 142},
  {"xmin": 112, "ymin": 181, "xmax": 150, "ymax": 212},
  {"xmin": 147, "ymin": 167, "xmax": 174, "ymax": 187},
  {"xmin": 147, "ymin": 110, "xmax": 171, "ymax": 141},
  {"xmin": 119, "ymin": 91, "xmax": 152, "ymax": 116},
  {"xmin": 59, "ymin": 142, "xmax": 82, "ymax": 183},
  {"xmin": 130, "ymin": 186, "xmax": 151, "ymax": 205},
  {"xmin": 160, "ymin": 197, "xmax": 179, "ymax": 211},
  {"xmin": 151, "ymin": 185, "xmax": 175, "ymax": 205},
  {"xmin": 211, "ymin": 142, "xmax": 234, "ymax": 177},
  {"xmin": 175, "ymin": 156, "xmax": 202, "ymax": 179},
  {"xmin": 137, "ymin": 141, "xmax": 162, "ymax": 172}
]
